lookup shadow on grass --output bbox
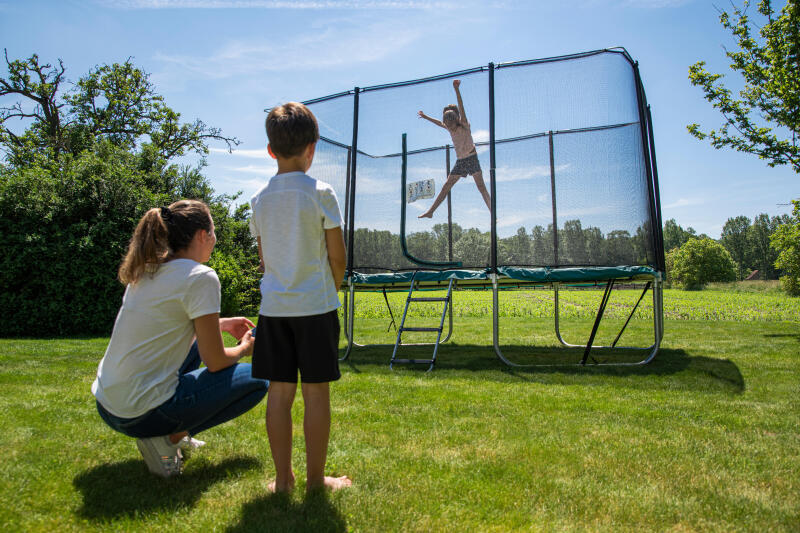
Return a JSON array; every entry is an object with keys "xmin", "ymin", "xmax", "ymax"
[
  {"xmin": 763, "ymin": 333, "xmax": 800, "ymax": 342},
  {"xmin": 73, "ymin": 455, "xmax": 260, "ymax": 521},
  {"xmin": 225, "ymin": 489, "xmax": 346, "ymax": 533},
  {"xmin": 340, "ymin": 344, "xmax": 745, "ymax": 394}
]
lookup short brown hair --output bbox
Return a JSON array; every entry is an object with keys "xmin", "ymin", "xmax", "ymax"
[{"xmin": 265, "ymin": 102, "xmax": 319, "ymax": 158}]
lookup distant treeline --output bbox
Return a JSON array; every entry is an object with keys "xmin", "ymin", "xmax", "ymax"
[
  {"xmin": 351, "ymin": 220, "xmax": 655, "ymax": 271},
  {"xmin": 664, "ymin": 215, "xmax": 791, "ymax": 281}
]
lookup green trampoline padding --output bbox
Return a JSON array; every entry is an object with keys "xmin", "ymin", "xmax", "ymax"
[
  {"xmin": 347, "ymin": 269, "xmax": 490, "ymax": 285},
  {"xmin": 498, "ymin": 265, "xmax": 657, "ymax": 282},
  {"xmin": 346, "ymin": 266, "xmax": 657, "ymax": 285}
]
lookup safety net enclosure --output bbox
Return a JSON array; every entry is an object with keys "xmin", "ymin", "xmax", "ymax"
[{"xmin": 302, "ymin": 48, "xmax": 665, "ymax": 368}]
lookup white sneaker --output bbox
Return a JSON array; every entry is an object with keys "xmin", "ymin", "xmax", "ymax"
[
  {"xmin": 177, "ymin": 436, "xmax": 206, "ymax": 449},
  {"xmin": 136, "ymin": 436, "xmax": 183, "ymax": 477}
]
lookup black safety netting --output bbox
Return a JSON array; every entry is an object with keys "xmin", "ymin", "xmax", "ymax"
[{"xmin": 304, "ymin": 49, "xmax": 662, "ymax": 274}]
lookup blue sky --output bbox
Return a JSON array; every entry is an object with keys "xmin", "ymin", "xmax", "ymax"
[{"xmin": 1, "ymin": 0, "xmax": 797, "ymax": 238}]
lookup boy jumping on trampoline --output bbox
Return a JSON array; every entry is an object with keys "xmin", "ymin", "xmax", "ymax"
[
  {"xmin": 417, "ymin": 79, "xmax": 491, "ymax": 218},
  {"xmin": 249, "ymin": 101, "xmax": 351, "ymax": 493}
]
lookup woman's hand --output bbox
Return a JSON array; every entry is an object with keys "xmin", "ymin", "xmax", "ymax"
[
  {"xmin": 453, "ymin": 79, "xmax": 461, "ymax": 89},
  {"xmin": 219, "ymin": 316, "xmax": 256, "ymax": 340},
  {"xmin": 237, "ymin": 329, "xmax": 255, "ymax": 357}
]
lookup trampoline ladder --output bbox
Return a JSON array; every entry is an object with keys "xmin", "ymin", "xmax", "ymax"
[{"xmin": 390, "ymin": 278, "xmax": 454, "ymax": 371}]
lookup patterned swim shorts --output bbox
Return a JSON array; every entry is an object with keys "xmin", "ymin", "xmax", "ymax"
[{"xmin": 450, "ymin": 152, "xmax": 482, "ymax": 177}]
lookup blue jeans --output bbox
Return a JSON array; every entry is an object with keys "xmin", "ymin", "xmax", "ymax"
[{"xmin": 97, "ymin": 340, "xmax": 268, "ymax": 438}]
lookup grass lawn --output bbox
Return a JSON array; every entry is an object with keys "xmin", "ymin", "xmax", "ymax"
[{"xmin": 0, "ymin": 286, "xmax": 798, "ymax": 531}]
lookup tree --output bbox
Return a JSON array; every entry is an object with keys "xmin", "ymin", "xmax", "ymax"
[
  {"xmin": 669, "ymin": 238, "xmax": 737, "ymax": 289},
  {"xmin": 720, "ymin": 215, "xmax": 752, "ymax": 279},
  {"xmin": 0, "ymin": 53, "xmax": 247, "ymax": 336},
  {"xmin": 663, "ymin": 218, "xmax": 695, "ymax": 252},
  {"xmin": 748, "ymin": 213, "xmax": 781, "ymax": 279},
  {"xmin": 687, "ymin": 1, "xmax": 799, "ymax": 173},
  {"xmin": 770, "ymin": 199, "xmax": 800, "ymax": 295},
  {"xmin": 1, "ymin": 52, "xmax": 237, "ymax": 168},
  {"xmin": 530, "ymin": 225, "xmax": 554, "ymax": 266}
]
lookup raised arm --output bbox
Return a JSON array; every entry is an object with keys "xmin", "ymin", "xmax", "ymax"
[
  {"xmin": 453, "ymin": 79, "xmax": 468, "ymax": 125},
  {"xmin": 418, "ymin": 110, "xmax": 446, "ymax": 129}
]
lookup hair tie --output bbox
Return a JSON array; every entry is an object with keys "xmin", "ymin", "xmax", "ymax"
[{"xmin": 160, "ymin": 206, "xmax": 172, "ymax": 222}]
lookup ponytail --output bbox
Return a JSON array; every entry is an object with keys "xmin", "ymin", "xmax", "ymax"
[{"xmin": 118, "ymin": 199, "xmax": 212, "ymax": 285}]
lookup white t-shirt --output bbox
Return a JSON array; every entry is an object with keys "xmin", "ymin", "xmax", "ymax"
[
  {"xmin": 249, "ymin": 171, "xmax": 343, "ymax": 317},
  {"xmin": 92, "ymin": 259, "xmax": 221, "ymax": 418}
]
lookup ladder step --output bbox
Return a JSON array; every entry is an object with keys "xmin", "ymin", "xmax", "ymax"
[
  {"xmin": 392, "ymin": 359, "xmax": 434, "ymax": 365},
  {"xmin": 408, "ymin": 297, "xmax": 449, "ymax": 302},
  {"xmin": 400, "ymin": 327, "xmax": 442, "ymax": 332}
]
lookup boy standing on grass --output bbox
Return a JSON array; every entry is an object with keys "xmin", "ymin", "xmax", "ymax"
[{"xmin": 249, "ymin": 101, "xmax": 351, "ymax": 493}]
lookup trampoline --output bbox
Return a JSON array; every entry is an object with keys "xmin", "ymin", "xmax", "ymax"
[{"xmin": 299, "ymin": 48, "xmax": 665, "ymax": 369}]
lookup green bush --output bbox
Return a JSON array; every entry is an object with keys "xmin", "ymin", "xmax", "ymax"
[
  {"xmin": 770, "ymin": 200, "xmax": 800, "ymax": 296},
  {"xmin": 669, "ymin": 238, "xmax": 737, "ymax": 290},
  {"xmin": 208, "ymin": 250, "xmax": 261, "ymax": 317},
  {"xmin": 0, "ymin": 145, "xmax": 163, "ymax": 336}
]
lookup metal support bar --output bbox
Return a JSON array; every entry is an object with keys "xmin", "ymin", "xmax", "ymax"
[{"xmin": 580, "ymin": 280, "xmax": 614, "ymax": 365}]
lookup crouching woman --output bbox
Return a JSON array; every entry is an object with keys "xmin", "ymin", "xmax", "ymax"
[{"xmin": 92, "ymin": 199, "xmax": 268, "ymax": 477}]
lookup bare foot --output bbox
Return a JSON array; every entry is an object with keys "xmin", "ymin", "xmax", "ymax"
[
  {"xmin": 418, "ymin": 211, "xmax": 433, "ymax": 219},
  {"xmin": 268, "ymin": 472, "xmax": 296, "ymax": 493},
  {"xmin": 308, "ymin": 475, "xmax": 352, "ymax": 492}
]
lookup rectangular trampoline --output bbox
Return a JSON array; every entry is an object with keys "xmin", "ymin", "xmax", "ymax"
[{"xmin": 297, "ymin": 48, "xmax": 665, "ymax": 369}]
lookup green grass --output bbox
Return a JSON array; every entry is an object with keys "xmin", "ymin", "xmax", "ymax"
[
  {"xmin": 347, "ymin": 285, "xmax": 800, "ymax": 322},
  {"xmin": 1, "ymin": 288, "xmax": 798, "ymax": 531}
]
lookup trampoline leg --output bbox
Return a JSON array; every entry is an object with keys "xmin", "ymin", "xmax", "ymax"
[
  {"xmin": 491, "ymin": 273, "xmax": 518, "ymax": 367},
  {"xmin": 340, "ymin": 279, "xmax": 355, "ymax": 361},
  {"xmin": 554, "ymin": 283, "xmax": 571, "ymax": 347},
  {"xmin": 440, "ymin": 281, "xmax": 455, "ymax": 344}
]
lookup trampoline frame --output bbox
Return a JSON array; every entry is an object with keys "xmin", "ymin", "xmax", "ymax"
[{"xmin": 339, "ymin": 267, "xmax": 663, "ymax": 368}]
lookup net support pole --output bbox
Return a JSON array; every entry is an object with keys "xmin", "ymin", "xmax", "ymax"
[
  {"xmin": 343, "ymin": 147, "xmax": 352, "ymax": 253},
  {"xmin": 549, "ymin": 131, "xmax": 559, "ymax": 265},
  {"xmin": 646, "ymin": 105, "xmax": 665, "ymax": 272},
  {"xmin": 632, "ymin": 63, "xmax": 660, "ymax": 273},
  {"xmin": 488, "ymin": 62, "xmax": 497, "ymax": 273},
  {"xmin": 446, "ymin": 144, "xmax": 453, "ymax": 263},
  {"xmin": 347, "ymin": 87, "xmax": 360, "ymax": 278}
]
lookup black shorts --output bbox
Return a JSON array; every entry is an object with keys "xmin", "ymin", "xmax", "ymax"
[
  {"xmin": 252, "ymin": 310, "xmax": 341, "ymax": 383},
  {"xmin": 450, "ymin": 153, "xmax": 482, "ymax": 177}
]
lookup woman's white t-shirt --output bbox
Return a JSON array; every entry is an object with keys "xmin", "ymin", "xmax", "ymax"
[{"xmin": 91, "ymin": 259, "xmax": 221, "ymax": 418}]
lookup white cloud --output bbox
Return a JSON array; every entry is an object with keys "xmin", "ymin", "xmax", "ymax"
[
  {"xmin": 497, "ymin": 213, "xmax": 528, "ymax": 228},
  {"xmin": 227, "ymin": 163, "xmax": 276, "ymax": 174},
  {"xmin": 154, "ymin": 19, "xmax": 422, "ymax": 79},
  {"xmin": 212, "ymin": 174, "xmax": 268, "ymax": 192},
  {"xmin": 663, "ymin": 197, "xmax": 703, "ymax": 209},
  {"xmin": 619, "ymin": 0, "xmax": 690, "ymax": 7},
  {"xmin": 495, "ymin": 163, "xmax": 570, "ymax": 182},
  {"xmin": 99, "ymin": 0, "xmax": 455, "ymax": 8},
  {"xmin": 210, "ymin": 146, "xmax": 269, "ymax": 159}
]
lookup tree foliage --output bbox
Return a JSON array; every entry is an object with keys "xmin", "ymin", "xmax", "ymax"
[
  {"xmin": 0, "ymin": 52, "xmax": 255, "ymax": 336},
  {"xmin": 721, "ymin": 215, "xmax": 752, "ymax": 279},
  {"xmin": 668, "ymin": 238, "xmax": 737, "ymax": 289},
  {"xmin": 770, "ymin": 199, "xmax": 800, "ymax": 295},
  {"xmin": 663, "ymin": 218, "xmax": 699, "ymax": 252},
  {"xmin": 688, "ymin": 0, "xmax": 799, "ymax": 173}
]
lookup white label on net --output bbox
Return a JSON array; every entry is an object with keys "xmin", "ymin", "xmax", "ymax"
[{"xmin": 407, "ymin": 179, "xmax": 435, "ymax": 203}]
